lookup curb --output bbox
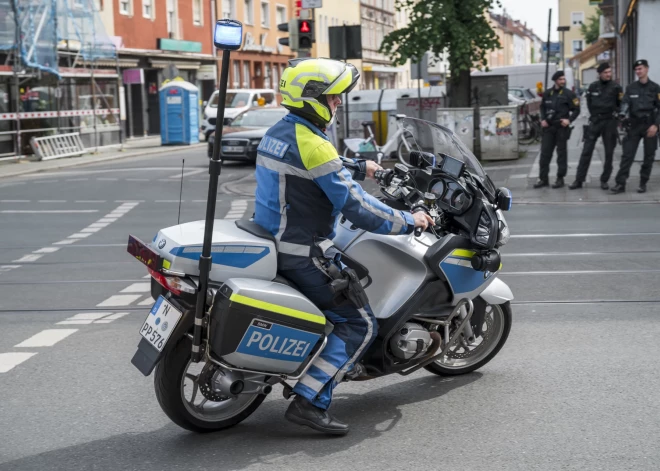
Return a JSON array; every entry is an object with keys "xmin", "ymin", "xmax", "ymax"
[{"xmin": 0, "ymin": 143, "xmax": 206, "ymax": 180}]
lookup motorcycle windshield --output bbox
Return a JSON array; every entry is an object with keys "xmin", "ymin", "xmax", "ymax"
[{"xmin": 401, "ymin": 118, "xmax": 496, "ymax": 194}]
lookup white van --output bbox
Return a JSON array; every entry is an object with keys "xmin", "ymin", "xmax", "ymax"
[{"xmin": 201, "ymin": 88, "xmax": 277, "ymax": 141}]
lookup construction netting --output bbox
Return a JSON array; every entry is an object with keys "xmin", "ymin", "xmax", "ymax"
[
  {"xmin": 0, "ymin": 0, "xmax": 116, "ymax": 77},
  {"xmin": 57, "ymin": 0, "xmax": 117, "ymax": 62}
]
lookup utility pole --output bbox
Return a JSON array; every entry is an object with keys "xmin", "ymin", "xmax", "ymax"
[
  {"xmin": 557, "ymin": 25, "xmax": 570, "ymax": 68},
  {"xmin": 544, "ymin": 9, "xmax": 552, "ymax": 90}
]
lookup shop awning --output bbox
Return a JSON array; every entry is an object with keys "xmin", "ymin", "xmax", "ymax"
[
  {"xmin": 570, "ymin": 38, "xmax": 613, "ymax": 65},
  {"xmin": 150, "ymin": 59, "xmax": 201, "ymax": 70}
]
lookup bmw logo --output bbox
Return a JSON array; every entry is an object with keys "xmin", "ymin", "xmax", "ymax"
[
  {"xmin": 158, "ymin": 239, "xmax": 167, "ymax": 249},
  {"xmin": 155, "ymin": 317, "xmax": 161, "ymax": 326},
  {"xmin": 161, "ymin": 321, "xmax": 169, "ymax": 332}
]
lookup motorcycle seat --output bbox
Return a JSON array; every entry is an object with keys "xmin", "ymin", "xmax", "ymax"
[{"xmin": 235, "ymin": 219, "xmax": 275, "ymax": 243}]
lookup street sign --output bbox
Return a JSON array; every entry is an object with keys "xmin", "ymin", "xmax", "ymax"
[{"xmin": 302, "ymin": 0, "xmax": 322, "ymax": 8}]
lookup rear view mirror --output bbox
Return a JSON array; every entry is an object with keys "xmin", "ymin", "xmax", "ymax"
[{"xmin": 497, "ymin": 187, "xmax": 512, "ymax": 211}]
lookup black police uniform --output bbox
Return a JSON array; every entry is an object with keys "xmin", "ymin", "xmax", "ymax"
[
  {"xmin": 538, "ymin": 86, "xmax": 581, "ymax": 183},
  {"xmin": 614, "ymin": 79, "xmax": 660, "ymax": 188},
  {"xmin": 575, "ymin": 79, "xmax": 623, "ymax": 184}
]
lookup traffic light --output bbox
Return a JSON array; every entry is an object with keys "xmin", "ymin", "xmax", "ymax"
[
  {"xmin": 278, "ymin": 19, "xmax": 299, "ymax": 51},
  {"xmin": 298, "ymin": 19, "xmax": 314, "ymax": 50}
]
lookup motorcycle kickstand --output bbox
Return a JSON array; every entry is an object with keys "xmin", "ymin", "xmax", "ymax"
[{"xmin": 280, "ymin": 380, "xmax": 295, "ymax": 400}]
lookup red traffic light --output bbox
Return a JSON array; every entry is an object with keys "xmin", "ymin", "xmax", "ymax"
[{"xmin": 299, "ymin": 20, "xmax": 311, "ymax": 33}]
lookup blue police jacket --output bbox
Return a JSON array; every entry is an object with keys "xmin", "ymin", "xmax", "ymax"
[{"xmin": 254, "ymin": 113, "xmax": 415, "ymax": 270}]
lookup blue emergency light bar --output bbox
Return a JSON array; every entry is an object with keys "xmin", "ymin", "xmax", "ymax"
[{"xmin": 214, "ymin": 19, "xmax": 243, "ymax": 50}]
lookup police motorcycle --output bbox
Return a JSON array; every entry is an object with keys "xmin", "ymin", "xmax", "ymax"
[{"xmin": 126, "ymin": 112, "xmax": 514, "ymax": 432}]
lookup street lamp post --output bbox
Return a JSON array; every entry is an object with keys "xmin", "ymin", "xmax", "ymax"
[{"xmin": 558, "ymin": 26, "xmax": 570, "ymax": 68}]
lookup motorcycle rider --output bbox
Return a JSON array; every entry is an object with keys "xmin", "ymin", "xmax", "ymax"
[{"xmin": 253, "ymin": 58, "xmax": 433, "ymax": 435}]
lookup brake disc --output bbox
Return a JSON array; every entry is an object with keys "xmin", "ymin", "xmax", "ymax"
[
  {"xmin": 197, "ymin": 365, "xmax": 229, "ymax": 402},
  {"xmin": 445, "ymin": 308, "xmax": 494, "ymax": 360}
]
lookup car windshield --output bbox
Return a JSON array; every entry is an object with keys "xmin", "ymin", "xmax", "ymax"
[
  {"xmin": 230, "ymin": 109, "xmax": 288, "ymax": 127},
  {"xmin": 209, "ymin": 92, "xmax": 251, "ymax": 108},
  {"xmin": 400, "ymin": 117, "xmax": 496, "ymax": 194}
]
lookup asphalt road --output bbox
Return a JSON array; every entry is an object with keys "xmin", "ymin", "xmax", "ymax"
[{"xmin": 1, "ymin": 148, "xmax": 659, "ymax": 470}]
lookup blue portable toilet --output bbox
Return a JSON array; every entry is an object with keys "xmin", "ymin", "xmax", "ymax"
[{"xmin": 159, "ymin": 80, "xmax": 200, "ymax": 145}]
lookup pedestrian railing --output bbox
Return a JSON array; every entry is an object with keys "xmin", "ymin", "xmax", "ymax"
[{"xmin": 29, "ymin": 132, "xmax": 86, "ymax": 161}]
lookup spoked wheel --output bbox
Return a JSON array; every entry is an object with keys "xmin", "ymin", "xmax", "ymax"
[
  {"xmin": 154, "ymin": 336, "xmax": 266, "ymax": 433},
  {"xmin": 425, "ymin": 300, "xmax": 512, "ymax": 376}
]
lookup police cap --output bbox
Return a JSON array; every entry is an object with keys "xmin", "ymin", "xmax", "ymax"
[
  {"xmin": 552, "ymin": 70, "xmax": 565, "ymax": 81},
  {"xmin": 634, "ymin": 59, "xmax": 649, "ymax": 68},
  {"xmin": 597, "ymin": 62, "xmax": 611, "ymax": 74}
]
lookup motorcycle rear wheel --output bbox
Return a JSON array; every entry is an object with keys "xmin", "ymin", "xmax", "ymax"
[
  {"xmin": 424, "ymin": 301, "xmax": 512, "ymax": 376},
  {"xmin": 154, "ymin": 336, "xmax": 266, "ymax": 433}
]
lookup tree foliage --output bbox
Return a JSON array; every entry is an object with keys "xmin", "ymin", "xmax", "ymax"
[
  {"xmin": 580, "ymin": 9, "xmax": 602, "ymax": 45},
  {"xmin": 380, "ymin": 0, "xmax": 501, "ymax": 83}
]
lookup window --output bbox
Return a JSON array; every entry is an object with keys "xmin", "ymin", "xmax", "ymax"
[
  {"xmin": 571, "ymin": 12, "xmax": 584, "ymax": 26},
  {"xmin": 119, "ymin": 0, "xmax": 130, "ymax": 15},
  {"xmin": 261, "ymin": 93, "xmax": 275, "ymax": 105},
  {"xmin": 572, "ymin": 39, "xmax": 584, "ymax": 54},
  {"xmin": 222, "ymin": 0, "xmax": 236, "ymax": 19},
  {"xmin": 272, "ymin": 64, "xmax": 279, "ymax": 90},
  {"xmin": 243, "ymin": 62, "xmax": 251, "ymax": 88},
  {"xmin": 143, "ymin": 0, "xmax": 153, "ymax": 19},
  {"xmin": 261, "ymin": 1, "xmax": 270, "ymax": 27},
  {"xmin": 167, "ymin": 0, "xmax": 177, "ymax": 37},
  {"xmin": 94, "ymin": 0, "xmax": 102, "ymax": 10},
  {"xmin": 232, "ymin": 61, "xmax": 240, "ymax": 88},
  {"xmin": 276, "ymin": 5, "xmax": 286, "ymax": 24},
  {"xmin": 193, "ymin": 0, "xmax": 202, "ymax": 25},
  {"xmin": 244, "ymin": 0, "xmax": 254, "ymax": 24}
]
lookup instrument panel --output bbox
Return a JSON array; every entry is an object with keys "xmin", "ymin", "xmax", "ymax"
[{"xmin": 430, "ymin": 178, "xmax": 472, "ymax": 214}]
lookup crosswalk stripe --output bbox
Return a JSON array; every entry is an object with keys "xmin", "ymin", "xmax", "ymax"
[
  {"xmin": 96, "ymin": 294, "xmax": 141, "ymax": 307},
  {"xmin": 0, "ymin": 352, "xmax": 37, "ymax": 373},
  {"xmin": 120, "ymin": 283, "xmax": 151, "ymax": 293},
  {"xmin": 15, "ymin": 329, "xmax": 78, "ymax": 347}
]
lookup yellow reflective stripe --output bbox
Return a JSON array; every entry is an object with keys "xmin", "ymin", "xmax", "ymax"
[
  {"xmin": 229, "ymin": 293, "xmax": 325, "ymax": 325},
  {"xmin": 162, "ymin": 259, "xmax": 171, "ymax": 269},
  {"xmin": 296, "ymin": 124, "xmax": 337, "ymax": 170},
  {"xmin": 451, "ymin": 249, "xmax": 476, "ymax": 259},
  {"xmin": 325, "ymin": 69, "xmax": 352, "ymax": 95}
]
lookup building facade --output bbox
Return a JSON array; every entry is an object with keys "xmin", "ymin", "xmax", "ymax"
[
  {"xmin": 558, "ymin": 0, "xmax": 599, "ymax": 67},
  {"xmin": 218, "ymin": 0, "xmax": 295, "ymax": 94}
]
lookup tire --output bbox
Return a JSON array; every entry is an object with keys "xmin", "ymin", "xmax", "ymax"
[
  {"xmin": 424, "ymin": 300, "xmax": 512, "ymax": 376},
  {"xmin": 154, "ymin": 336, "xmax": 266, "ymax": 433}
]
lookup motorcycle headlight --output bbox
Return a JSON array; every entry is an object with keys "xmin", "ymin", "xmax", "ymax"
[{"xmin": 496, "ymin": 210, "xmax": 510, "ymax": 247}]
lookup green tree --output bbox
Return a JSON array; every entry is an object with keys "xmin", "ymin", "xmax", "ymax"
[
  {"xmin": 580, "ymin": 9, "xmax": 602, "ymax": 45},
  {"xmin": 380, "ymin": 0, "xmax": 501, "ymax": 107}
]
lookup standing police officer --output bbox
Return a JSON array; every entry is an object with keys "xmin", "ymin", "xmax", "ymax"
[
  {"xmin": 611, "ymin": 59, "xmax": 660, "ymax": 194},
  {"xmin": 534, "ymin": 70, "xmax": 581, "ymax": 189},
  {"xmin": 569, "ymin": 63, "xmax": 622, "ymax": 190}
]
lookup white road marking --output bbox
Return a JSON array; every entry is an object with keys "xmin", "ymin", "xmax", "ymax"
[
  {"xmin": 115, "ymin": 200, "xmax": 144, "ymax": 204},
  {"xmin": 54, "ymin": 239, "xmax": 78, "ymax": 245},
  {"xmin": 483, "ymin": 163, "xmax": 532, "ymax": 171},
  {"xmin": 125, "ymin": 179, "xmax": 150, "ymax": 182},
  {"xmin": 1, "ymin": 210, "xmax": 99, "ymax": 214},
  {"xmin": 33, "ymin": 247, "xmax": 60, "ymax": 254},
  {"xmin": 66, "ymin": 178, "xmax": 89, "ymax": 181},
  {"xmin": 15, "ymin": 329, "xmax": 78, "ymax": 347},
  {"xmin": 155, "ymin": 200, "xmax": 182, "ymax": 203},
  {"xmin": 68, "ymin": 233, "xmax": 92, "ymax": 239},
  {"xmin": 97, "ymin": 178, "xmax": 119, "ymax": 181},
  {"xmin": 75, "ymin": 200, "xmax": 107, "ymax": 203},
  {"xmin": 38, "ymin": 200, "xmax": 67, "ymax": 203},
  {"xmin": 88, "ymin": 223, "xmax": 110, "ymax": 228},
  {"xmin": 105, "ymin": 212, "xmax": 125, "ymax": 218},
  {"xmin": 57, "ymin": 312, "xmax": 113, "ymax": 324},
  {"xmin": 512, "ymin": 232, "xmax": 660, "ymax": 239},
  {"xmin": 80, "ymin": 228, "xmax": 101, "ymax": 233},
  {"xmin": 97, "ymin": 294, "xmax": 142, "ymax": 307},
  {"xmin": 0, "ymin": 265, "xmax": 20, "ymax": 273},
  {"xmin": 138, "ymin": 297, "xmax": 155, "ymax": 306},
  {"xmin": 94, "ymin": 312, "xmax": 130, "ymax": 323},
  {"xmin": 0, "ymin": 352, "xmax": 37, "ymax": 373},
  {"xmin": 0, "ymin": 200, "xmax": 30, "ymax": 203},
  {"xmin": 13, "ymin": 254, "xmax": 43, "ymax": 262},
  {"xmin": 193, "ymin": 200, "xmax": 207, "ymax": 203},
  {"xmin": 169, "ymin": 168, "xmax": 205, "ymax": 179},
  {"xmin": 120, "ymin": 282, "xmax": 151, "ymax": 293},
  {"xmin": 97, "ymin": 218, "xmax": 117, "ymax": 223}
]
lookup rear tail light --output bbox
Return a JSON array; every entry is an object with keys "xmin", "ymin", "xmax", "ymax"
[{"xmin": 148, "ymin": 268, "xmax": 196, "ymax": 296}]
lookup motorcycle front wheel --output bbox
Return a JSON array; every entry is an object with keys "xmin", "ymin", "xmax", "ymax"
[
  {"xmin": 154, "ymin": 336, "xmax": 266, "ymax": 433},
  {"xmin": 424, "ymin": 301, "xmax": 512, "ymax": 376}
]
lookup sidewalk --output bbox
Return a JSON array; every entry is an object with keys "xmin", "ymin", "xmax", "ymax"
[
  {"xmin": 513, "ymin": 114, "xmax": 660, "ymax": 203},
  {"xmin": 0, "ymin": 136, "xmax": 206, "ymax": 180}
]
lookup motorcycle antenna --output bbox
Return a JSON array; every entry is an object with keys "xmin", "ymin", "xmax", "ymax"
[
  {"xmin": 191, "ymin": 19, "xmax": 243, "ymax": 363},
  {"xmin": 177, "ymin": 159, "xmax": 185, "ymax": 225}
]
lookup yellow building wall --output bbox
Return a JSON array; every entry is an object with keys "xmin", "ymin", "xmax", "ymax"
[
  {"xmin": 311, "ymin": 0, "xmax": 363, "ymax": 77},
  {"xmin": 558, "ymin": 0, "xmax": 599, "ymax": 64}
]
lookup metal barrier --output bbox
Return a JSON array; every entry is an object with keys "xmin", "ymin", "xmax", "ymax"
[{"xmin": 30, "ymin": 132, "xmax": 86, "ymax": 161}]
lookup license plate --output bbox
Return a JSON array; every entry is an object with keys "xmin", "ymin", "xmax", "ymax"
[
  {"xmin": 222, "ymin": 146, "xmax": 244, "ymax": 153},
  {"xmin": 139, "ymin": 296, "xmax": 182, "ymax": 352}
]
